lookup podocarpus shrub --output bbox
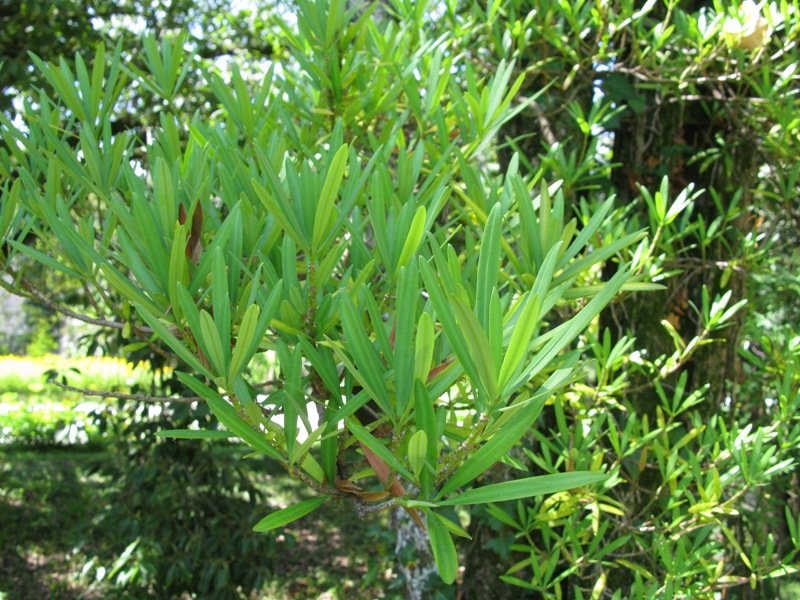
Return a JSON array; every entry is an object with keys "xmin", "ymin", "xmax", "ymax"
[{"xmin": 0, "ymin": 6, "xmax": 653, "ymax": 582}]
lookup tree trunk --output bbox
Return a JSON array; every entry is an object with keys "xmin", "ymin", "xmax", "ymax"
[
  {"xmin": 607, "ymin": 90, "xmax": 756, "ymax": 415},
  {"xmin": 461, "ymin": 520, "xmax": 526, "ymax": 600},
  {"xmin": 392, "ymin": 508, "xmax": 441, "ymax": 600}
]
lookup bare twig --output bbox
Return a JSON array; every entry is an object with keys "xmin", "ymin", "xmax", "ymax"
[
  {"xmin": 353, "ymin": 497, "xmax": 397, "ymax": 518},
  {"xmin": 13, "ymin": 276, "xmax": 153, "ymax": 334},
  {"xmin": 289, "ymin": 464, "xmax": 341, "ymax": 496},
  {"xmin": 530, "ymin": 99, "xmax": 558, "ymax": 147},
  {"xmin": 49, "ymin": 378, "xmax": 281, "ymax": 405},
  {"xmin": 2, "ymin": 268, "xmax": 179, "ymax": 360},
  {"xmin": 47, "ymin": 379, "xmax": 203, "ymax": 404}
]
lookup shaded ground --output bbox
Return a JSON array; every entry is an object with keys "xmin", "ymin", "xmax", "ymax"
[
  {"xmin": 0, "ymin": 449, "xmax": 401, "ymax": 599},
  {"xmin": 0, "ymin": 452, "xmax": 109, "ymax": 600}
]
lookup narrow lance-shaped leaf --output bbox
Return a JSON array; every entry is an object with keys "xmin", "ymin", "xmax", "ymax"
[
  {"xmin": 475, "ymin": 202, "xmax": 502, "ymax": 330},
  {"xmin": 338, "ymin": 294, "xmax": 393, "ymax": 419},
  {"xmin": 419, "ymin": 257, "xmax": 486, "ymax": 403},
  {"xmin": 198, "ymin": 309, "xmax": 226, "ymax": 377},
  {"xmin": 437, "ymin": 395, "xmax": 547, "ymax": 499},
  {"xmin": 414, "ymin": 379, "xmax": 437, "ymax": 498},
  {"xmin": 229, "ymin": 304, "xmax": 261, "ymax": 381},
  {"xmin": 450, "ymin": 295, "xmax": 498, "ymax": 402},
  {"xmin": 408, "ymin": 430, "xmax": 428, "ymax": 479},
  {"xmin": 8, "ymin": 239, "xmax": 84, "ymax": 280},
  {"xmin": 134, "ymin": 303, "xmax": 215, "ymax": 379},
  {"xmin": 168, "ymin": 221, "xmax": 189, "ymax": 322},
  {"xmin": 297, "ymin": 337, "xmax": 340, "ymax": 400},
  {"xmin": 347, "ymin": 418, "xmax": 415, "ymax": 482},
  {"xmin": 177, "ymin": 372, "xmax": 284, "ymax": 460},
  {"xmin": 176, "ymin": 283, "xmax": 203, "ymax": 351},
  {"xmin": 320, "ymin": 408, "xmax": 339, "ymax": 486},
  {"xmin": 253, "ymin": 496, "xmax": 329, "ymax": 532},
  {"xmin": 211, "ymin": 247, "xmax": 231, "ymax": 362},
  {"xmin": 252, "ymin": 177, "xmax": 308, "ymax": 253},
  {"xmin": 0, "ymin": 179, "xmax": 21, "ymax": 236},
  {"xmin": 312, "ymin": 144, "xmax": 348, "ymax": 251},
  {"xmin": 276, "ymin": 340, "xmax": 306, "ymax": 464},
  {"xmin": 414, "ymin": 311, "xmax": 435, "ymax": 383},
  {"xmin": 498, "ymin": 293, "xmax": 541, "ymax": 396},
  {"xmin": 510, "ymin": 264, "xmax": 633, "ymax": 393},
  {"xmin": 394, "ymin": 263, "xmax": 417, "ymax": 417},
  {"xmin": 558, "ymin": 195, "xmax": 615, "ymax": 268},
  {"xmin": 438, "ymin": 472, "xmax": 608, "ymax": 506},
  {"xmin": 554, "ymin": 232, "xmax": 645, "ymax": 286},
  {"xmin": 426, "ymin": 509, "xmax": 458, "ymax": 584},
  {"xmin": 394, "ymin": 204, "xmax": 427, "ymax": 279},
  {"xmin": 155, "ymin": 430, "xmax": 233, "ymax": 439},
  {"xmin": 228, "ymin": 282, "xmax": 282, "ymax": 381}
]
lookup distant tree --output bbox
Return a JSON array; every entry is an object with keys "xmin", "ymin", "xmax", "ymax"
[{"xmin": 1, "ymin": 0, "xmax": 277, "ymax": 127}]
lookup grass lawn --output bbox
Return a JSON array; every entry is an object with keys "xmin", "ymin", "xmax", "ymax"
[{"xmin": 0, "ymin": 446, "xmax": 400, "ymax": 599}]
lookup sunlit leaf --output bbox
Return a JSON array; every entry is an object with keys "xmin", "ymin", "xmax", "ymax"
[
  {"xmin": 253, "ymin": 496, "xmax": 329, "ymax": 532},
  {"xmin": 439, "ymin": 472, "xmax": 608, "ymax": 505}
]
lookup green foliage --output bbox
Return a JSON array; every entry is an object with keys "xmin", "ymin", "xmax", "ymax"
[
  {"xmin": 483, "ymin": 339, "xmax": 800, "ymax": 597},
  {"xmin": 0, "ymin": 447, "xmax": 397, "ymax": 599},
  {"xmin": 430, "ymin": 0, "xmax": 800, "ymax": 594},
  {"xmin": 25, "ymin": 326, "xmax": 59, "ymax": 357},
  {"xmin": 0, "ymin": 2, "xmax": 636, "ymax": 580},
  {"xmin": 2, "ymin": 0, "xmax": 800, "ymax": 595},
  {"xmin": 0, "ymin": 400, "xmax": 104, "ymax": 449},
  {"xmin": 0, "ymin": 355, "xmax": 154, "ymax": 394},
  {"xmin": 0, "ymin": 0, "xmax": 278, "ymax": 121},
  {"xmin": 83, "ymin": 401, "xmax": 277, "ymax": 598}
]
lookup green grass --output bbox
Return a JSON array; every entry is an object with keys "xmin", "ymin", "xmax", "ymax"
[
  {"xmin": 0, "ymin": 355, "xmax": 156, "ymax": 395},
  {"xmin": 0, "ymin": 398, "xmax": 106, "ymax": 449},
  {"xmin": 0, "ymin": 355, "xmax": 158, "ymax": 450}
]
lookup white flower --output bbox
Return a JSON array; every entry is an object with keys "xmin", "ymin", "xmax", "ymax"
[{"xmin": 723, "ymin": 0, "xmax": 771, "ymax": 51}]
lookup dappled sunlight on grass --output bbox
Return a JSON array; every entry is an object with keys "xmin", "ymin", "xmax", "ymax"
[
  {"xmin": 0, "ymin": 355, "xmax": 159, "ymax": 395},
  {"xmin": 0, "ymin": 356, "xmax": 164, "ymax": 449}
]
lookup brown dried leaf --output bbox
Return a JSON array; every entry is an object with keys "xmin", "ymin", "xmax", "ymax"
[
  {"xmin": 426, "ymin": 359, "xmax": 454, "ymax": 383},
  {"xmin": 335, "ymin": 479, "xmax": 363, "ymax": 494},
  {"xmin": 359, "ymin": 442, "xmax": 426, "ymax": 530},
  {"xmin": 360, "ymin": 491, "xmax": 391, "ymax": 502},
  {"xmin": 360, "ymin": 441, "xmax": 392, "ymax": 485},
  {"xmin": 187, "ymin": 203, "xmax": 204, "ymax": 264}
]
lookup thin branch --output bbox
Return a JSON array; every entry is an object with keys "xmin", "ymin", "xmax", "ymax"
[
  {"xmin": 253, "ymin": 379, "xmax": 281, "ymax": 391},
  {"xmin": 15, "ymin": 276, "xmax": 152, "ymax": 334},
  {"xmin": 353, "ymin": 497, "xmax": 397, "ymax": 518},
  {"xmin": 530, "ymin": 99, "xmax": 558, "ymax": 147},
  {"xmin": 50, "ymin": 378, "xmax": 281, "ymax": 405},
  {"xmin": 289, "ymin": 464, "xmax": 342, "ymax": 496},
  {"xmin": 47, "ymin": 379, "xmax": 203, "ymax": 404},
  {"xmin": 3, "ymin": 267, "xmax": 177, "ymax": 360}
]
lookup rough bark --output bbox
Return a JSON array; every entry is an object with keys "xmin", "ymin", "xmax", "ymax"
[
  {"xmin": 392, "ymin": 508, "xmax": 440, "ymax": 600},
  {"xmin": 461, "ymin": 521, "xmax": 525, "ymax": 600},
  {"xmin": 607, "ymin": 92, "xmax": 756, "ymax": 414}
]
